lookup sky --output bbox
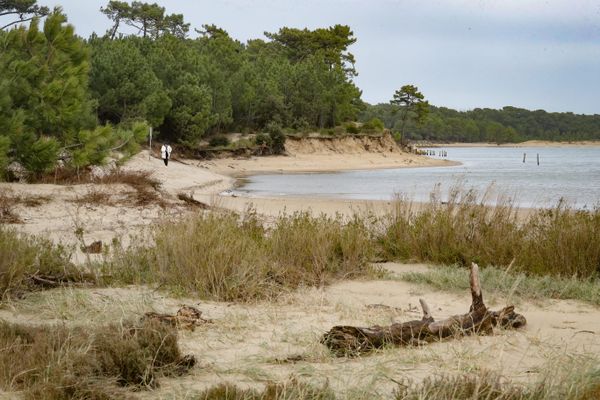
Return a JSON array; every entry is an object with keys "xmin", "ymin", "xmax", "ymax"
[{"xmin": 5, "ymin": 0, "xmax": 600, "ymax": 114}]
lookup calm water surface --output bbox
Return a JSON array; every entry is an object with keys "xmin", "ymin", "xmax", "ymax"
[{"xmin": 232, "ymin": 147, "xmax": 600, "ymax": 208}]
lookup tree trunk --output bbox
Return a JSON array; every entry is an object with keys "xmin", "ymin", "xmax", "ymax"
[{"xmin": 321, "ymin": 263, "xmax": 526, "ymax": 356}]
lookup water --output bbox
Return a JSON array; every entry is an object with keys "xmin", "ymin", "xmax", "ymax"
[{"xmin": 231, "ymin": 147, "xmax": 600, "ymax": 208}]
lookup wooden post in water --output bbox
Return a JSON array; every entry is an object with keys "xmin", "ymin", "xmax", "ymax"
[
  {"xmin": 523, "ymin": 153, "xmax": 526, "ymax": 163},
  {"xmin": 537, "ymin": 153, "xmax": 540, "ymax": 166}
]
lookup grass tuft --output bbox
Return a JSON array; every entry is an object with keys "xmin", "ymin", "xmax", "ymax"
[
  {"xmin": 0, "ymin": 319, "xmax": 193, "ymax": 399},
  {"xmin": 378, "ymin": 190, "xmax": 600, "ymax": 278},
  {"xmin": 0, "ymin": 226, "xmax": 83, "ymax": 300},
  {"xmin": 194, "ymin": 380, "xmax": 335, "ymax": 400},
  {"xmin": 106, "ymin": 212, "xmax": 377, "ymax": 301}
]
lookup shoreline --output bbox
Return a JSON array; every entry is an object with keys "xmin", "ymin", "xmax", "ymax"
[{"xmin": 198, "ymin": 152, "xmax": 460, "ymax": 179}]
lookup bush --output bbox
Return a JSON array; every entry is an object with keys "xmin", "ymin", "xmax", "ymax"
[
  {"xmin": 0, "ymin": 319, "xmax": 193, "ymax": 398},
  {"xmin": 208, "ymin": 135, "xmax": 230, "ymax": 148},
  {"xmin": 345, "ymin": 123, "xmax": 360, "ymax": 134},
  {"xmin": 361, "ymin": 118, "xmax": 385, "ymax": 132},
  {"xmin": 255, "ymin": 133, "xmax": 272, "ymax": 148},
  {"xmin": 265, "ymin": 122, "xmax": 286, "ymax": 154}
]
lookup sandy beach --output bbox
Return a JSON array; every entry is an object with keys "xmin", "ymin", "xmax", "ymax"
[
  {"xmin": 0, "ymin": 145, "xmax": 457, "ymax": 263},
  {"xmin": 2, "ymin": 144, "xmax": 600, "ymax": 398}
]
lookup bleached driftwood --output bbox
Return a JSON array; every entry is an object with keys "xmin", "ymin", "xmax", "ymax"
[{"xmin": 322, "ymin": 263, "xmax": 526, "ymax": 356}]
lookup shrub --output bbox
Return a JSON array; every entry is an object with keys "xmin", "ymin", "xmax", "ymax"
[
  {"xmin": 361, "ymin": 118, "xmax": 385, "ymax": 133},
  {"xmin": 265, "ymin": 122, "xmax": 286, "ymax": 154},
  {"xmin": 0, "ymin": 319, "xmax": 193, "ymax": 399},
  {"xmin": 255, "ymin": 133, "xmax": 273, "ymax": 148},
  {"xmin": 208, "ymin": 135, "xmax": 230, "ymax": 148},
  {"xmin": 345, "ymin": 123, "xmax": 360, "ymax": 134}
]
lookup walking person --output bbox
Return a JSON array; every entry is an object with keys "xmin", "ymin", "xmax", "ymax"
[{"xmin": 161, "ymin": 143, "xmax": 172, "ymax": 166}]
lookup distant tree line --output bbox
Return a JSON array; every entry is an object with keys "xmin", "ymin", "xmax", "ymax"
[
  {"xmin": 0, "ymin": 0, "xmax": 362, "ymax": 178},
  {"xmin": 361, "ymin": 104, "xmax": 600, "ymax": 143}
]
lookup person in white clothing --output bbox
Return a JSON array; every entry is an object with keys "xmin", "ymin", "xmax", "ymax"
[{"xmin": 160, "ymin": 143, "xmax": 172, "ymax": 166}]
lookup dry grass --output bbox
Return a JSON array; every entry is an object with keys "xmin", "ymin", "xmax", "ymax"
[
  {"xmin": 0, "ymin": 319, "xmax": 194, "ymax": 399},
  {"xmin": 0, "ymin": 188, "xmax": 51, "ymax": 223},
  {"xmin": 106, "ymin": 211, "xmax": 378, "ymax": 301},
  {"xmin": 395, "ymin": 357, "xmax": 600, "ymax": 400},
  {"xmin": 70, "ymin": 187, "xmax": 114, "ymax": 206},
  {"xmin": 378, "ymin": 189, "xmax": 600, "ymax": 278},
  {"xmin": 193, "ymin": 380, "xmax": 335, "ymax": 399},
  {"xmin": 0, "ymin": 189, "xmax": 21, "ymax": 223},
  {"xmin": 395, "ymin": 371, "xmax": 525, "ymax": 400},
  {"xmin": 0, "ymin": 226, "xmax": 85, "ymax": 300}
]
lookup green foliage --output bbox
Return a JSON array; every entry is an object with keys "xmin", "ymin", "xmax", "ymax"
[
  {"xmin": 345, "ymin": 122, "xmax": 360, "ymax": 134},
  {"xmin": 208, "ymin": 135, "xmax": 230, "ymax": 148},
  {"xmin": 0, "ymin": 135, "xmax": 9, "ymax": 178},
  {"xmin": 361, "ymin": 104, "xmax": 600, "ymax": 143},
  {"xmin": 255, "ymin": 133, "xmax": 272, "ymax": 148},
  {"xmin": 361, "ymin": 117, "xmax": 384, "ymax": 132},
  {"xmin": 0, "ymin": 0, "xmax": 49, "ymax": 30},
  {"xmin": 89, "ymin": 36, "xmax": 170, "ymax": 127},
  {"xmin": 100, "ymin": 0, "xmax": 189, "ymax": 39},
  {"xmin": 14, "ymin": 134, "xmax": 59, "ymax": 175},
  {"xmin": 265, "ymin": 122, "xmax": 286, "ymax": 154},
  {"xmin": 90, "ymin": 18, "xmax": 362, "ymax": 141},
  {"xmin": 389, "ymin": 85, "xmax": 429, "ymax": 144}
]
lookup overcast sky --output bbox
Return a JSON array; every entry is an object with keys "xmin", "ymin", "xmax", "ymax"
[{"xmin": 8, "ymin": 0, "xmax": 600, "ymax": 114}]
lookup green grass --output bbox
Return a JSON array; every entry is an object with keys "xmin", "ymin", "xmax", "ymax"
[
  {"xmin": 397, "ymin": 264, "xmax": 600, "ymax": 305},
  {"xmin": 105, "ymin": 211, "xmax": 378, "ymax": 301}
]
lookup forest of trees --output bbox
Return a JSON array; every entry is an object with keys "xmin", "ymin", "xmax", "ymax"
[
  {"xmin": 1, "ymin": 0, "xmax": 599, "ymax": 179},
  {"xmin": 0, "ymin": 0, "xmax": 361, "ymax": 178},
  {"xmin": 360, "ymin": 103, "xmax": 600, "ymax": 144}
]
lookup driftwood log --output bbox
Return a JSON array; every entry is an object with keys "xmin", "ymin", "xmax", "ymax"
[
  {"xmin": 322, "ymin": 263, "xmax": 527, "ymax": 356},
  {"xmin": 143, "ymin": 305, "xmax": 212, "ymax": 331}
]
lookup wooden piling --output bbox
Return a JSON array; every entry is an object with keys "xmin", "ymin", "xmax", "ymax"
[
  {"xmin": 523, "ymin": 153, "xmax": 526, "ymax": 163},
  {"xmin": 537, "ymin": 153, "xmax": 540, "ymax": 166}
]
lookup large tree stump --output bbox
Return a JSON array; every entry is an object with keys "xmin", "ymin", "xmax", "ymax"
[{"xmin": 322, "ymin": 263, "xmax": 526, "ymax": 356}]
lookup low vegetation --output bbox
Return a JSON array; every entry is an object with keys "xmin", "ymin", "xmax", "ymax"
[
  {"xmin": 0, "ymin": 227, "xmax": 83, "ymax": 300},
  {"xmin": 0, "ymin": 319, "xmax": 193, "ymax": 399},
  {"xmin": 398, "ymin": 264, "xmax": 600, "ymax": 305},
  {"xmin": 0, "ymin": 189, "xmax": 51, "ymax": 223},
  {"xmin": 194, "ymin": 381, "xmax": 335, "ymax": 400},
  {"xmin": 378, "ymin": 189, "xmax": 600, "ymax": 279},
  {"xmin": 106, "ymin": 211, "xmax": 377, "ymax": 301}
]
